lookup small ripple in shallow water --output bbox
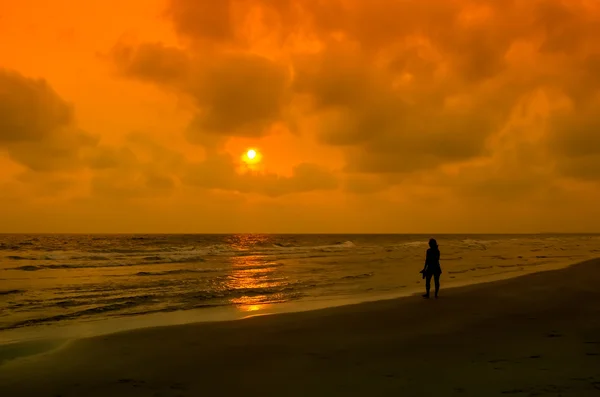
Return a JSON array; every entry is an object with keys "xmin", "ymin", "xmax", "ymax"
[{"xmin": 0, "ymin": 290, "xmax": 25, "ymax": 296}]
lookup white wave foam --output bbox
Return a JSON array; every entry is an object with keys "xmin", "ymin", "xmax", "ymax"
[
  {"xmin": 395, "ymin": 241, "xmax": 427, "ymax": 248},
  {"xmin": 270, "ymin": 240, "xmax": 357, "ymax": 253}
]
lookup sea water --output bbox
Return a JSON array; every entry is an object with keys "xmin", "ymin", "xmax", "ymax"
[{"xmin": 1, "ymin": 234, "xmax": 599, "ymax": 342}]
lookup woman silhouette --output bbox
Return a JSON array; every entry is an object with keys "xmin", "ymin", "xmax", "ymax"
[{"xmin": 421, "ymin": 238, "xmax": 442, "ymax": 298}]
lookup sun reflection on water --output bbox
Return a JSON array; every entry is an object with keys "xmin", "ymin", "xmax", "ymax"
[
  {"xmin": 225, "ymin": 235, "xmax": 287, "ymax": 312},
  {"xmin": 235, "ymin": 300, "xmax": 264, "ymax": 312},
  {"xmin": 224, "ymin": 234, "xmax": 272, "ymax": 251}
]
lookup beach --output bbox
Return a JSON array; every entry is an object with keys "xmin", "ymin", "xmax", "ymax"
[
  {"xmin": 3, "ymin": 234, "xmax": 600, "ymax": 335},
  {"xmin": 1, "ymin": 258, "xmax": 599, "ymax": 396}
]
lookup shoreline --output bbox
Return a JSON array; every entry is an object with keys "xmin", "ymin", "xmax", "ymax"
[
  {"xmin": 0, "ymin": 257, "xmax": 588, "ymax": 347},
  {"xmin": 0, "ymin": 257, "xmax": 583, "ymax": 347},
  {"xmin": 1, "ymin": 258, "xmax": 599, "ymax": 395}
]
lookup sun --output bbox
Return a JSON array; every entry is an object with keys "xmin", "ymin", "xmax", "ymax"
[{"xmin": 242, "ymin": 148, "xmax": 262, "ymax": 166}]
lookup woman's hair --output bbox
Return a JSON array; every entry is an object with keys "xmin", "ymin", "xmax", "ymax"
[{"xmin": 429, "ymin": 238, "xmax": 438, "ymax": 249}]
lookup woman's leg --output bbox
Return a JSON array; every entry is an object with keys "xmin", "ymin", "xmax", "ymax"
[
  {"xmin": 434, "ymin": 273, "xmax": 440, "ymax": 297},
  {"xmin": 424, "ymin": 273, "xmax": 432, "ymax": 297}
]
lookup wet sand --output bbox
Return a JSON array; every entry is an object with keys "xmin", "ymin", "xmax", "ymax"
[{"xmin": 1, "ymin": 259, "xmax": 599, "ymax": 396}]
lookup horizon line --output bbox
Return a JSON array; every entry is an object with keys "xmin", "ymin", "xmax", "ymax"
[{"xmin": 1, "ymin": 232, "xmax": 599, "ymax": 235}]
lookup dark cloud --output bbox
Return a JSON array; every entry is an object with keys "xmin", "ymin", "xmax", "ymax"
[
  {"xmin": 556, "ymin": 156, "xmax": 600, "ymax": 182},
  {"xmin": 188, "ymin": 54, "xmax": 289, "ymax": 138},
  {"xmin": 88, "ymin": 133, "xmax": 185, "ymax": 199},
  {"xmin": 295, "ymin": 0, "xmax": 600, "ymax": 177},
  {"xmin": 0, "ymin": 70, "xmax": 72, "ymax": 143},
  {"xmin": 112, "ymin": 43, "xmax": 290, "ymax": 143},
  {"xmin": 535, "ymin": 0, "xmax": 594, "ymax": 54},
  {"xmin": 111, "ymin": 42, "xmax": 191, "ymax": 85},
  {"xmin": 166, "ymin": 0, "xmax": 234, "ymax": 43},
  {"xmin": 165, "ymin": 0, "xmax": 312, "ymax": 47},
  {"xmin": 314, "ymin": 94, "xmax": 498, "ymax": 174},
  {"xmin": 0, "ymin": 69, "xmax": 98, "ymax": 172},
  {"xmin": 547, "ymin": 101, "xmax": 600, "ymax": 181}
]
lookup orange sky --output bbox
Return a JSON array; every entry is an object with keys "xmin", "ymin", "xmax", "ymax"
[{"xmin": 1, "ymin": 0, "xmax": 600, "ymax": 233}]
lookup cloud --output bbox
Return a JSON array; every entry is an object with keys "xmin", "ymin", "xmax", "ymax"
[
  {"xmin": 188, "ymin": 54, "xmax": 290, "ymax": 138},
  {"xmin": 3, "ymin": 0, "xmax": 600, "ymax": 232},
  {"xmin": 165, "ymin": 0, "xmax": 234, "ymax": 43},
  {"xmin": 184, "ymin": 153, "xmax": 337, "ymax": 197},
  {"xmin": 111, "ymin": 42, "xmax": 290, "ymax": 144},
  {"xmin": 110, "ymin": 0, "xmax": 597, "ymax": 181},
  {"xmin": 0, "ymin": 64, "xmax": 337, "ymax": 200},
  {"xmin": 547, "ymin": 98, "xmax": 600, "ymax": 181},
  {"xmin": 87, "ymin": 132, "xmax": 338, "ymax": 199},
  {"xmin": 0, "ymin": 69, "xmax": 98, "ymax": 172},
  {"xmin": 0, "ymin": 69, "xmax": 185, "ymax": 200},
  {"xmin": 342, "ymin": 174, "xmax": 389, "ymax": 195},
  {"xmin": 106, "ymin": 0, "xmax": 600, "ymax": 202},
  {"xmin": 13, "ymin": 171, "xmax": 79, "ymax": 198},
  {"xmin": 111, "ymin": 42, "xmax": 191, "ymax": 86},
  {"xmin": 88, "ymin": 133, "xmax": 185, "ymax": 199}
]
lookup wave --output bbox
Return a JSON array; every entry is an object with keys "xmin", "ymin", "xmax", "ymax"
[
  {"xmin": 272, "ymin": 240, "xmax": 356, "ymax": 251},
  {"xmin": 145, "ymin": 255, "xmax": 206, "ymax": 264},
  {"xmin": 341, "ymin": 272, "xmax": 374, "ymax": 280},
  {"xmin": 273, "ymin": 242, "xmax": 296, "ymax": 248},
  {"xmin": 0, "ymin": 289, "xmax": 25, "ymax": 296},
  {"xmin": 0, "ymin": 280, "xmax": 310, "ymax": 330},
  {"xmin": 8, "ymin": 258, "xmax": 283, "ymax": 274},
  {"xmin": 314, "ymin": 240, "xmax": 356, "ymax": 250},
  {"xmin": 447, "ymin": 265, "xmax": 496, "ymax": 274},
  {"xmin": 10, "ymin": 265, "xmax": 48, "ymax": 271},
  {"xmin": 5, "ymin": 253, "xmax": 124, "ymax": 261},
  {"xmin": 395, "ymin": 241, "xmax": 428, "ymax": 248},
  {"xmin": 83, "ymin": 244, "xmax": 237, "ymax": 255},
  {"xmin": 448, "ymin": 269, "xmax": 471, "ymax": 274},
  {"xmin": 73, "ymin": 255, "xmax": 118, "ymax": 261},
  {"xmin": 7, "ymin": 255, "xmax": 207, "ymax": 271},
  {"xmin": 460, "ymin": 239, "xmax": 489, "ymax": 250},
  {"xmin": 135, "ymin": 268, "xmax": 220, "ymax": 277},
  {"xmin": 446, "ymin": 261, "xmax": 555, "ymax": 276},
  {"xmin": 6, "ymin": 254, "xmax": 105, "ymax": 261},
  {"xmin": 0, "ymin": 300, "xmax": 152, "ymax": 330},
  {"xmin": 107, "ymin": 304, "xmax": 229, "ymax": 318},
  {"xmin": 0, "ymin": 245, "xmax": 20, "ymax": 251},
  {"xmin": 9, "ymin": 264, "xmax": 122, "ymax": 271},
  {"xmin": 233, "ymin": 262, "xmax": 284, "ymax": 270},
  {"xmin": 3, "ymin": 241, "xmax": 359, "ymax": 269},
  {"xmin": 64, "ymin": 253, "xmax": 208, "ymax": 263}
]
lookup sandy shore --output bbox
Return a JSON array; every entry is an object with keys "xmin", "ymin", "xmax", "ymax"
[{"xmin": 1, "ymin": 259, "xmax": 600, "ymax": 396}]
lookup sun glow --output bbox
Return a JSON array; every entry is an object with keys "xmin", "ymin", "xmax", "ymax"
[{"xmin": 242, "ymin": 148, "xmax": 262, "ymax": 165}]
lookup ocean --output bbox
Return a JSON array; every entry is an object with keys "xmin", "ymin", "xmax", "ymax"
[{"xmin": 1, "ymin": 234, "xmax": 599, "ymax": 342}]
